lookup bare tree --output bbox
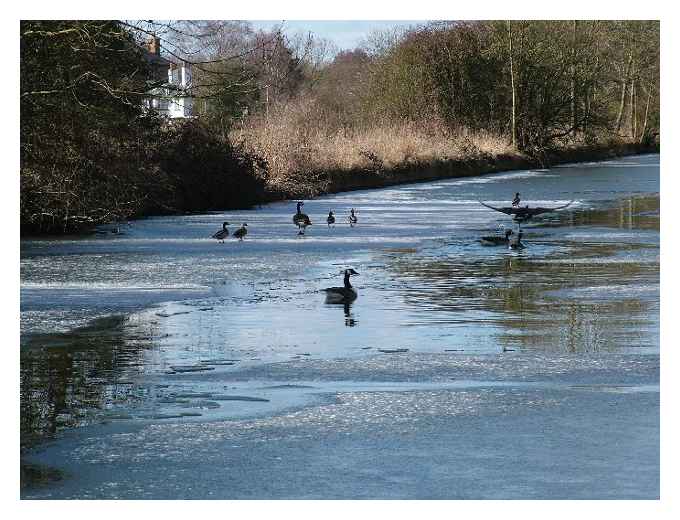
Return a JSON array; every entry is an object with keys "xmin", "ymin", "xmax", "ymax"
[{"xmin": 507, "ymin": 21, "xmax": 517, "ymax": 149}]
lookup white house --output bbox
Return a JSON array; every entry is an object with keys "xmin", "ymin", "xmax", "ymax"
[{"xmin": 142, "ymin": 36, "xmax": 194, "ymax": 119}]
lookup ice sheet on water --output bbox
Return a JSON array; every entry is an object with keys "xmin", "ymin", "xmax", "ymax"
[
  {"xmin": 20, "ymin": 154, "xmax": 660, "ymax": 499},
  {"xmin": 22, "ymin": 368, "xmax": 657, "ymax": 498}
]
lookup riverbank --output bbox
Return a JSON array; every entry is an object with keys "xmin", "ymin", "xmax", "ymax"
[
  {"xmin": 263, "ymin": 141, "xmax": 660, "ymax": 201},
  {"xmin": 20, "ymin": 139, "xmax": 659, "ymax": 238}
]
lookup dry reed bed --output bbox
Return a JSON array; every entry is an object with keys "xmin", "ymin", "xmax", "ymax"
[{"xmin": 232, "ymin": 105, "xmax": 516, "ymax": 194}]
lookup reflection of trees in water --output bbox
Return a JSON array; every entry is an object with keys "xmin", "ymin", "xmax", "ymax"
[
  {"xmin": 563, "ymin": 303, "xmax": 605, "ymax": 353},
  {"xmin": 548, "ymin": 194, "xmax": 660, "ymax": 231},
  {"xmin": 382, "ymin": 221, "xmax": 657, "ymax": 354},
  {"xmin": 20, "ymin": 316, "xmax": 159, "ymax": 448},
  {"xmin": 497, "ymin": 299, "xmax": 650, "ymax": 353}
]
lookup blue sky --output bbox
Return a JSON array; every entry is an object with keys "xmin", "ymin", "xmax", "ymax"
[{"xmin": 249, "ymin": 20, "xmax": 427, "ymax": 51}]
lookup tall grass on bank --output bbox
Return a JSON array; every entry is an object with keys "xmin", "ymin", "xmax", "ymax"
[{"xmin": 231, "ymin": 98, "xmax": 517, "ymax": 196}]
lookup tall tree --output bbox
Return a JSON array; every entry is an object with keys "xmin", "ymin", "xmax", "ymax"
[{"xmin": 507, "ymin": 21, "xmax": 517, "ymax": 148}]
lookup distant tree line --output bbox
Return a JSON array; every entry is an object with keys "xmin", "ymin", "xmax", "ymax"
[
  {"xmin": 20, "ymin": 20, "xmax": 659, "ymax": 234},
  {"xmin": 175, "ymin": 20, "xmax": 659, "ymax": 148},
  {"xmin": 364, "ymin": 21, "xmax": 659, "ymax": 150},
  {"xmin": 288, "ymin": 20, "xmax": 658, "ymax": 151}
]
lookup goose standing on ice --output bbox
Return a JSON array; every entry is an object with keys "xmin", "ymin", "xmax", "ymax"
[
  {"xmin": 293, "ymin": 201, "xmax": 312, "ymax": 235},
  {"xmin": 323, "ymin": 269, "xmax": 359, "ymax": 303},
  {"xmin": 211, "ymin": 221, "xmax": 230, "ymax": 243},
  {"xmin": 233, "ymin": 223, "xmax": 248, "ymax": 241},
  {"xmin": 512, "ymin": 192, "xmax": 521, "ymax": 207},
  {"xmin": 327, "ymin": 211, "xmax": 335, "ymax": 227}
]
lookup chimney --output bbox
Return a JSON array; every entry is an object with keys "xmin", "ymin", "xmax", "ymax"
[{"xmin": 146, "ymin": 36, "xmax": 161, "ymax": 56}]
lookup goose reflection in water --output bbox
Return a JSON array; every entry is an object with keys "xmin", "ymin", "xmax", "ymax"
[{"xmin": 344, "ymin": 301, "xmax": 357, "ymax": 327}]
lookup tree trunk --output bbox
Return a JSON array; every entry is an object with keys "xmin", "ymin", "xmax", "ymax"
[
  {"xmin": 570, "ymin": 20, "xmax": 578, "ymax": 137},
  {"xmin": 640, "ymin": 83, "xmax": 652, "ymax": 143},
  {"xmin": 630, "ymin": 78, "xmax": 636, "ymax": 139},
  {"xmin": 614, "ymin": 81, "xmax": 628, "ymax": 133},
  {"xmin": 265, "ymin": 85, "xmax": 270, "ymax": 121},
  {"xmin": 615, "ymin": 54, "xmax": 632, "ymax": 132},
  {"xmin": 507, "ymin": 21, "xmax": 517, "ymax": 149},
  {"xmin": 583, "ymin": 85, "xmax": 590, "ymax": 136}
]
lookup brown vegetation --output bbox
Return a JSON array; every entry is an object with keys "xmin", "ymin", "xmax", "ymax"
[{"xmin": 233, "ymin": 98, "xmax": 517, "ymax": 196}]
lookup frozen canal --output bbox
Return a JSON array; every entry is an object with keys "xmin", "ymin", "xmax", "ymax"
[{"xmin": 20, "ymin": 154, "xmax": 660, "ymax": 499}]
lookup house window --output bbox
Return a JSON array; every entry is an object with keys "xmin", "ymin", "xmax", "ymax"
[{"xmin": 170, "ymin": 67, "xmax": 179, "ymax": 85}]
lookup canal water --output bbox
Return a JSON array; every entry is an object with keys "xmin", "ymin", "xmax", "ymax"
[{"xmin": 20, "ymin": 154, "xmax": 659, "ymax": 499}]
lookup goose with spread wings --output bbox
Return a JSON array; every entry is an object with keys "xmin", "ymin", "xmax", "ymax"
[{"xmin": 479, "ymin": 200, "xmax": 574, "ymax": 223}]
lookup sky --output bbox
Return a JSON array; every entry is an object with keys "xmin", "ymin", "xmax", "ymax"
[{"xmin": 249, "ymin": 20, "xmax": 427, "ymax": 51}]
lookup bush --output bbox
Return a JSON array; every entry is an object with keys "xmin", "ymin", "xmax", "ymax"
[{"xmin": 159, "ymin": 121, "xmax": 268, "ymax": 212}]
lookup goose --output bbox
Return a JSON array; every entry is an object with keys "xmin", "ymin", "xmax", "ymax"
[
  {"xmin": 512, "ymin": 192, "xmax": 521, "ymax": 207},
  {"xmin": 323, "ymin": 269, "xmax": 359, "ymax": 303},
  {"xmin": 348, "ymin": 208, "xmax": 358, "ymax": 226},
  {"xmin": 508, "ymin": 230, "xmax": 524, "ymax": 250},
  {"xmin": 479, "ymin": 199, "xmax": 574, "ymax": 231},
  {"xmin": 293, "ymin": 201, "xmax": 312, "ymax": 235},
  {"xmin": 481, "ymin": 229, "xmax": 513, "ymax": 246},
  {"xmin": 479, "ymin": 199, "xmax": 574, "ymax": 224},
  {"xmin": 233, "ymin": 223, "xmax": 248, "ymax": 241},
  {"xmin": 211, "ymin": 221, "xmax": 230, "ymax": 242},
  {"xmin": 327, "ymin": 211, "xmax": 335, "ymax": 227}
]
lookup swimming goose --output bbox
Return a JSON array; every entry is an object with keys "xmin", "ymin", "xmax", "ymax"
[
  {"xmin": 348, "ymin": 208, "xmax": 358, "ymax": 226},
  {"xmin": 323, "ymin": 269, "xmax": 359, "ymax": 303},
  {"xmin": 211, "ymin": 221, "xmax": 230, "ymax": 242},
  {"xmin": 481, "ymin": 229, "xmax": 513, "ymax": 246},
  {"xmin": 293, "ymin": 201, "xmax": 312, "ymax": 234},
  {"xmin": 233, "ymin": 223, "xmax": 248, "ymax": 241},
  {"xmin": 508, "ymin": 230, "xmax": 524, "ymax": 250},
  {"xmin": 327, "ymin": 211, "xmax": 335, "ymax": 227}
]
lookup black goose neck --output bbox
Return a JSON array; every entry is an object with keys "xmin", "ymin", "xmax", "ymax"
[{"xmin": 344, "ymin": 272, "xmax": 352, "ymax": 289}]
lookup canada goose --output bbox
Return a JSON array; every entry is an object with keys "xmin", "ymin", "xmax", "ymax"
[
  {"xmin": 479, "ymin": 199, "xmax": 574, "ymax": 226},
  {"xmin": 327, "ymin": 211, "xmax": 335, "ymax": 227},
  {"xmin": 293, "ymin": 201, "xmax": 312, "ymax": 234},
  {"xmin": 508, "ymin": 230, "xmax": 524, "ymax": 250},
  {"xmin": 348, "ymin": 208, "xmax": 358, "ymax": 226},
  {"xmin": 211, "ymin": 221, "xmax": 230, "ymax": 242},
  {"xmin": 512, "ymin": 192, "xmax": 521, "ymax": 207},
  {"xmin": 481, "ymin": 229, "xmax": 513, "ymax": 246},
  {"xmin": 233, "ymin": 223, "xmax": 248, "ymax": 241},
  {"xmin": 323, "ymin": 268, "xmax": 359, "ymax": 303}
]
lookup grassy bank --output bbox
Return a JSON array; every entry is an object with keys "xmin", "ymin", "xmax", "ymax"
[
  {"xmin": 234, "ymin": 113, "xmax": 659, "ymax": 201},
  {"xmin": 307, "ymin": 142, "xmax": 659, "ymax": 198},
  {"xmin": 259, "ymin": 141, "xmax": 658, "ymax": 203}
]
